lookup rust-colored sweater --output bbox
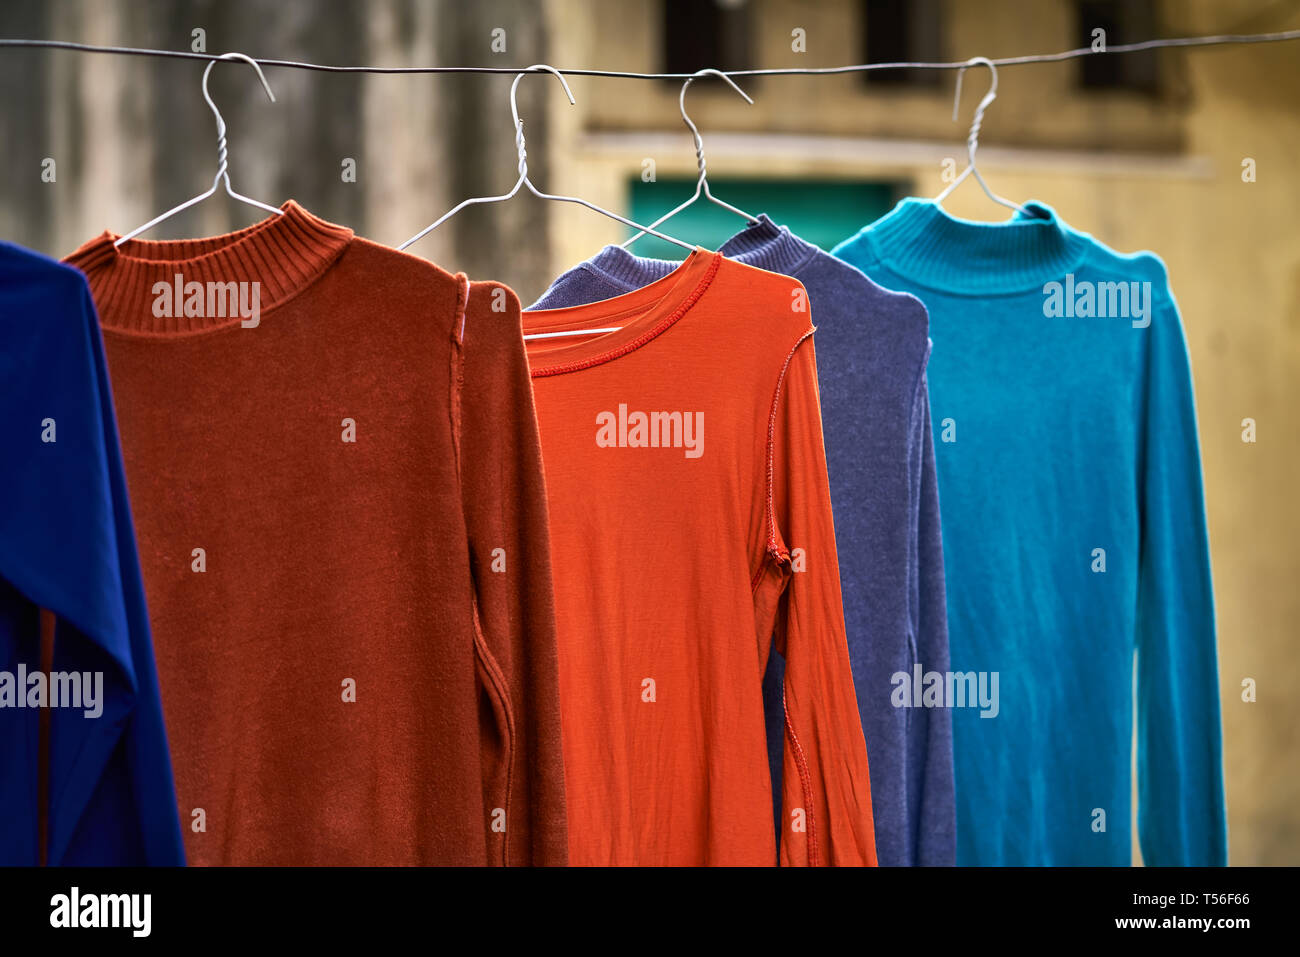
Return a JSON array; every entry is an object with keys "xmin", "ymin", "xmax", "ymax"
[
  {"xmin": 65, "ymin": 201, "xmax": 567, "ymax": 865},
  {"xmin": 523, "ymin": 250, "xmax": 877, "ymax": 865}
]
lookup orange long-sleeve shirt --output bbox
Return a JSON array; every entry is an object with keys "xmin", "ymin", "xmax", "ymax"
[{"xmin": 523, "ymin": 249, "xmax": 876, "ymax": 865}]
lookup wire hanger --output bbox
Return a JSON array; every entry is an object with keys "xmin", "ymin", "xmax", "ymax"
[
  {"xmin": 399, "ymin": 64, "xmax": 694, "ymax": 255},
  {"xmin": 933, "ymin": 56, "xmax": 1043, "ymax": 219},
  {"xmin": 115, "ymin": 52, "xmax": 282, "ymax": 247},
  {"xmin": 622, "ymin": 68, "xmax": 759, "ymax": 249}
]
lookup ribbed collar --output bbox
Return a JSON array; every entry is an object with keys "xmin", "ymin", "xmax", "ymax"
[
  {"xmin": 862, "ymin": 198, "xmax": 1090, "ymax": 296},
  {"xmin": 720, "ymin": 213, "xmax": 819, "ymax": 276},
  {"xmin": 63, "ymin": 200, "xmax": 353, "ymax": 335},
  {"xmin": 573, "ymin": 214, "xmax": 817, "ymax": 294}
]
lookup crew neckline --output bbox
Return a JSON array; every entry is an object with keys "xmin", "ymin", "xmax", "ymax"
[
  {"xmin": 523, "ymin": 247, "xmax": 721, "ymax": 377},
  {"xmin": 863, "ymin": 197, "xmax": 1089, "ymax": 296},
  {"xmin": 63, "ymin": 200, "xmax": 354, "ymax": 336}
]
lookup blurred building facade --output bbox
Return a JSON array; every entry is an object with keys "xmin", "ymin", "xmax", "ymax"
[{"xmin": 0, "ymin": 0, "xmax": 1296, "ymax": 864}]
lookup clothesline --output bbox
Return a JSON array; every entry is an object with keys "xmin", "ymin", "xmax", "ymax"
[{"xmin": 0, "ymin": 29, "xmax": 1298, "ymax": 78}]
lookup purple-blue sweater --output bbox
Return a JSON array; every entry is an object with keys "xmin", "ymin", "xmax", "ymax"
[{"xmin": 528, "ymin": 217, "xmax": 956, "ymax": 865}]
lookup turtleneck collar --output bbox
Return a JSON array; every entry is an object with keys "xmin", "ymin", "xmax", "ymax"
[
  {"xmin": 720, "ymin": 213, "xmax": 819, "ymax": 276},
  {"xmin": 862, "ymin": 198, "xmax": 1089, "ymax": 296},
  {"xmin": 64, "ymin": 200, "xmax": 353, "ymax": 336}
]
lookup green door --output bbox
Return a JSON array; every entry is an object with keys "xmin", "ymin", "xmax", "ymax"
[{"xmin": 626, "ymin": 177, "xmax": 899, "ymax": 260}]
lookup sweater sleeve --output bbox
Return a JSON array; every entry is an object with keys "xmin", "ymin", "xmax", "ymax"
[
  {"xmin": 767, "ymin": 330, "xmax": 877, "ymax": 867},
  {"xmin": 912, "ymin": 365, "xmax": 957, "ymax": 865},
  {"xmin": 1135, "ymin": 296, "xmax": 1227, "ymax": 866},
  {"xmin": 0, "ymin": 257, "xmax": 184, "ymax": 866},
  {"xmin": 456, "ymin": 278, "xmax": 569, "ymax": 866}
]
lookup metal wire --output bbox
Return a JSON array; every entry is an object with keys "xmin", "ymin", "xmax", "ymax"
[{"xmin": 1, "ymin": 29, "xmax": 1298, "ymax": 78}]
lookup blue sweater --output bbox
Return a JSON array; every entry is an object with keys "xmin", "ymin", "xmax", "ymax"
[
  {"xmin": 0, "ymin": 242, "xmax": 185, "ymax": 865},
  {"xmin": 833, "ymin": 198, "xmax": 1227, "ymax": 865},
  {"xmin": 530, "ymin": 217, "xmax": 956, "ymax": 865}
]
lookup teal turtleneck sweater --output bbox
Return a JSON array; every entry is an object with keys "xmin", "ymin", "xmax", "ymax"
[{"xmin": 833, "ymin": 199, "xmax": 1227, "ymax": 866}]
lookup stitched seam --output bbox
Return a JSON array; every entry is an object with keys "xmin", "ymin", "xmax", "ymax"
[
  {"xmin": 472, "ymin": 604, "xmax": 516, "ymax": 867},
  {"xmin": 908, "ymin": 334, "xmax": 933, "ymax": 415},
  {"xmin": 454, "ymin": 273, "xmax": 470, "ymax": 343},
  {"xmin": 763, "ymin": 328, "xmax": 814, "ymax": 563},
  {"xmin": 448, "ymin": 305, "xmax": 465, "ymax": 482},
  {"xmin": 452, "ymin": 275, "xmax": 513, "ymax": 863},
  {"xmin": 769, "ymin": 328, "xmax": 819, "ymax": 866},
  {"xmin": 38, "ymin": 608, "xmax": 54, "ymax": 867},
  {"xmin": 783, "ymin": 684, "xmax": 820, "ymax": 866},
  {"xmin": 530, "ymin": 253, "xmax": 721, "ymax": 378}
]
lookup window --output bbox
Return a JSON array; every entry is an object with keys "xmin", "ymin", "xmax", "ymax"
[
  {"xmin": 860, "ymin": 0, "xmax": 943, "ymax": 88},
  {"xmin": 662, "ymin": 0, "xmax": 754, "ymax": 76},
  {"xmin": 1076, "ymin": 0, "xmax": 1160, "ymax": 94}
]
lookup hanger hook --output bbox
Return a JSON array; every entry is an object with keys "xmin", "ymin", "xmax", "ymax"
[
  {"xmin": 510, "ymin": 64, "xmax": 575, "ymax": 179},
  {"xmin": 680, "ymin": 69, "xmax": 752, "ymax": 184},
  {"xmin": 936, "ymin": 55, "xmax": 1036, "ymax": 217},
  {"xmin": 200, "ymin": 52, "xmax": 276, "ymax": 187},
  {"xmin": 950, "ymin": 56, "xmax": 998, "ymax": 150},
  {"xmin": 201, "ymin": 52, "xmax": 277, "ymax": 124}
]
